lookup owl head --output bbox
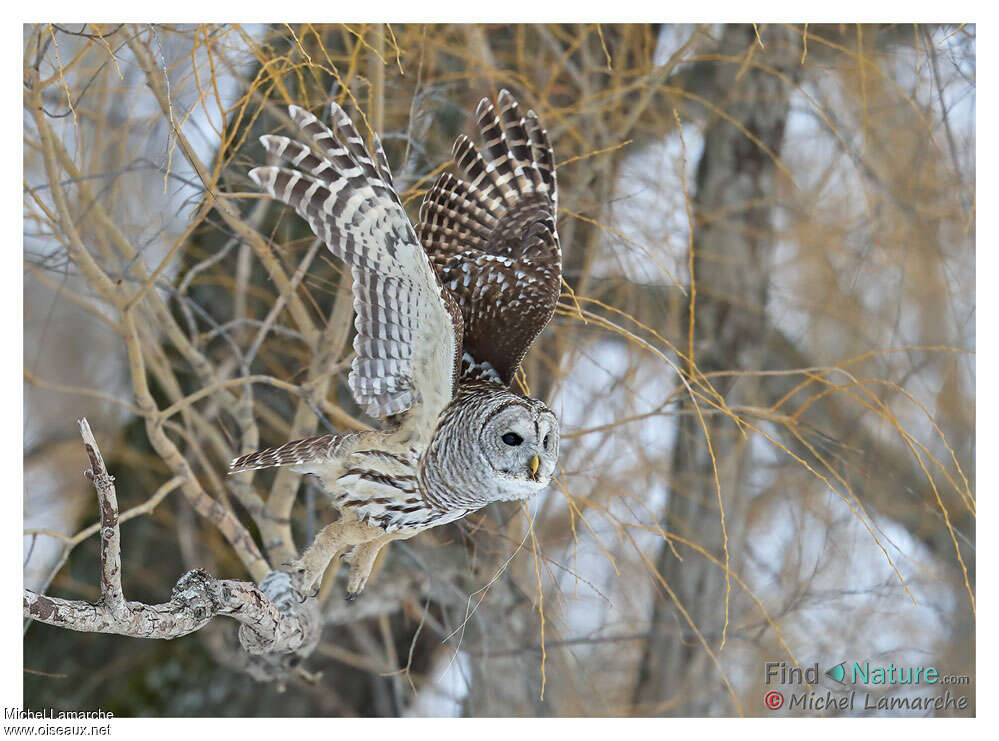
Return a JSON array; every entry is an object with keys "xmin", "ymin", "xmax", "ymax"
[
  {"xmin": 421, "ymin": 387, "xmax": 560, "ymax": 510},
  {"xmin": 477, "ymin": 394, "xmax": 559, "ymax": 501}
]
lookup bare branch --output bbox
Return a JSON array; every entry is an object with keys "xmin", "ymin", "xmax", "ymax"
[{"xmin": 23, "ymin": 420, "xmax": 322, "ymax": 681}]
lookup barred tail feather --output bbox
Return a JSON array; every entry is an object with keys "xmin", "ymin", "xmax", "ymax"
[{"xmin": 228, "ymin": 434, "xmax": 340, "ymax": 474}]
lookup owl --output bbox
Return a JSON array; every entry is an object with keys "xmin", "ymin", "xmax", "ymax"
[{"xmin": 230, "ymin": 90, "xmax": 562, "ymax": 600}]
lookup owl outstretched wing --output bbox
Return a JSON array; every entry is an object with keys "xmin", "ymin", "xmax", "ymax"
[
  {"xmin": 418, "ymin": 90, "xmax": 561, "ymax": 387},
  {"xmin": 249, "ymin": 104, "xmax": 463, "ymax": 422}
]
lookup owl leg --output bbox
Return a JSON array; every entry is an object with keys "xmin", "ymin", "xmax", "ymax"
[
  {"xmin": 345, "ymin": 535, "xmax": 396, "ymax": 601},
  {"xmin": 290, "ymin": 517, "xmax": 383, "ymax": 590}
]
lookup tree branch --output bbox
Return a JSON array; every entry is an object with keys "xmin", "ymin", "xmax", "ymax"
[{"xmin": 23, "ymin": 419, "xmax": 321, "ymax": 682}]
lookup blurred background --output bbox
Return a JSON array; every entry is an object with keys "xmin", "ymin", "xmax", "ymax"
[{"xmin": 23, "ymin": 23, "xmax": 974, "ymax": 716}]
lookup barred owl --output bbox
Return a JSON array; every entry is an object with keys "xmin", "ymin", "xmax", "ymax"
[{"xmin": 230, "ymin": 91, "xmax": 561, "ymax": 600}]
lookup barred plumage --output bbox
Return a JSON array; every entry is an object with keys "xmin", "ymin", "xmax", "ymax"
[
  {"xmin": 250, "ymin": 104, "xmax": 461, "ymax": 420},
  {"xmin": 230, "ymin": 434, "xmax": 346, "ymax": 474},
  {"xmin": 234, "ymin": 92, "xmax": 562, "ymax": 600},
  {"xmin": 419, "ymin": 90, "xmax": 561, "ymax": 386}
]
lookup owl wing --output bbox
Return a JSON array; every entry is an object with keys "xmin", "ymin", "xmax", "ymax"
[
  {"xmin": 418, "ymin": 90, "xmax": 561, "ymax": 387},
  {"xmin": 250, "ymin": 104, "xmax": 463, "ymax": 422}
]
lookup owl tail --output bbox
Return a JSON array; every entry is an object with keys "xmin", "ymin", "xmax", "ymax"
[{"xmin": 228, "ymin": 434, "xmax": 341, "ymax": 475}]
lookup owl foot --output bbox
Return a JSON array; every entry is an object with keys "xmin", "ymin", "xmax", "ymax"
[
  {"xmin": 290, "ymin": 519, "xmax": 378, "ymax": 591},
  {"xmin": 344, "ymin": 536, "xmax": 395, "ymax": 600},
  {"xmin": 282, "ymin": 559, "xmax": 315, "ymax": 591}
]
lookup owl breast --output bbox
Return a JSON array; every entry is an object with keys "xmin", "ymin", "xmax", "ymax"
[{"xmin": 322, "ymin": 445, "xmax": 466, "ymax": 534}]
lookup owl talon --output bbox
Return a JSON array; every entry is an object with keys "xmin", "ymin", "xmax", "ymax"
[
  {"xmin": 283, "ymin": 559, "xmax": 314, "ymax": 591},
  {"xmin": 345, "ymin": 591, "xmax": 359, "ymax": 602}
]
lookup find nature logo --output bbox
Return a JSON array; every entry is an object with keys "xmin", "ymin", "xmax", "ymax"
[
  {"xmin": 826, "ymin": 662, "xmax": 847, "ymax": 683},
  {"xmin": 763, "ymin": 660, "xmax": 970, "ymax": 713}
]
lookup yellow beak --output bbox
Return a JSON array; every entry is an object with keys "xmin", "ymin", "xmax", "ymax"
[{"xmin": 529, "ymin": 454, "xmax": 540, "ymax": 479}]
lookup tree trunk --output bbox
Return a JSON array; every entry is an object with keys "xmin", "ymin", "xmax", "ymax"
[{"xmin": 633, "ymin": 24, "xmax": 799, "ymax": 715}]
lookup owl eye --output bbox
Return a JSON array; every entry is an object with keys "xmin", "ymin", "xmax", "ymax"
[{"xmin": 501, "ymin": 432, "xmax": 523, "ymax": 446}]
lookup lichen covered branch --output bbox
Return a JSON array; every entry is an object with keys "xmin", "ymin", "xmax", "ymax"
[{"xmin": 23, "ymin": 420, "xmax": 321, "ymax": 677}]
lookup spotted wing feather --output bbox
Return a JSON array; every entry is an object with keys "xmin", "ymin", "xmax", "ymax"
[
  {"xmin": 250, "ymin": 104, "xmax": 462, "ymax": 421},
  {"xmin": 418, "ymin": 90, "xmax": 561, "ymax": 386}
]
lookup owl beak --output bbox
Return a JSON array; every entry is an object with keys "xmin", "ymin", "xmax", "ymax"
[{"xmin": 528, "ymin": 454, "xmax": 540, "ymax": 480}]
